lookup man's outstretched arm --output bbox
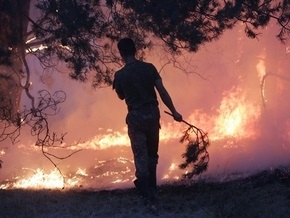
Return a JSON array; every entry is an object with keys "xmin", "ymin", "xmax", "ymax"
[{"xmin": 155, "ymin": 79, "xmax": 182, "ymax": 122}]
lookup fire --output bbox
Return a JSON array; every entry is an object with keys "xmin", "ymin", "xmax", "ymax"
[
  {"xmin": 162, "ymin": 163, "xmax": 181, "ymax": 181},
  {"xmin": 213, "ymin": 87, "xmax": 260, "ymax": 141},
  {"xmin": 1, "ymin": 157, "xmax": 135, "ymax": 190},
  {"xmin": 185, "ymin": 87, "xmax": 261, "ymax": 143},
  {"xmin": 73, "ymin": 129, "xmax": 130, "ymax": 150},
  {"xmin": 68, "ymin": 121, "xmax": 183, "ymax": 151},
  {"xmin": 12, "ymin": 168, "xmax": 74, "ymax": 189},
  {"xmin": 0, "ymin": 86, "xmax": 263, "ymax": 190},
  {"xmin": 159, "ymin": 122, "xmax": 183, "ymax": 142},
  {"xmin": 76, "ymin": 168, "xmax": 88, "ymax": 176},
  {"xmin": 61, "ymin": 86, "xmax": 260, "ymax": 153}
]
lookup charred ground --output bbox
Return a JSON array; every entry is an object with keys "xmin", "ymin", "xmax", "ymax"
[{"xmin": 1, "ymin": 168, "xmax": 290, "ymax": 217}]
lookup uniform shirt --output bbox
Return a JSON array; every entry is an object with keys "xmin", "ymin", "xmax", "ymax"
[{"xmin": 113, "ymin": 60, "xmax": 161, "ymax": 111}]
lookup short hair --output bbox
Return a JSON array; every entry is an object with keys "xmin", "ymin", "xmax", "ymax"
[{"xmin": 117, "ymin": 38, "xmax": 137, "ymax": 57}]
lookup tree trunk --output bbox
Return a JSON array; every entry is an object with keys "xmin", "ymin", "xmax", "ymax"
[{"xmin": 0, "ymin": 0, "xmax": 31, "ymax": 122}]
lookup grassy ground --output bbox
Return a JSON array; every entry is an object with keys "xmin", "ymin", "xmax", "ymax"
[{"xmin": 1, "ymin": 168, "xmax": 290, "ymax": 217}]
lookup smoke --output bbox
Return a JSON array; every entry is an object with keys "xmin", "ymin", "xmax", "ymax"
[{"xmin": 1, "ymin": 22, "xmax": 290, "ymax": 190}]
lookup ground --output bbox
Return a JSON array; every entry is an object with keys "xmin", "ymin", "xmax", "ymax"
[{"xmin": 1, "ymin": 168, "xmax": 290, "ymax": 217}]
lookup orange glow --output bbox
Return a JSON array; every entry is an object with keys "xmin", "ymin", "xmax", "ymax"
[
  {"xmin": 212, "ymin": 88, "xmax": 260, "ymax": 141},
  {"xmin": 184, "ymin": 87, "xmax": 261, "ymax": 144},
  {"xmin": 0, "ymin": 149, "xmax": 5, "ymax": 155},
  {"xmin": 286, "ymin": 121, "xmax": 290, "ymax": 140},
  {"xmin": 3, "ymin": 25, "xmax": 290, "ymax": 190},
  {"xmin": 64, "ymin": 87, "xmax": 262, "ymax": 153},
  {"xmin": 286, "ymin": 46, "xmax": 290, "ymax": 54},
  {"xmin": 256, "ymin": 55, "xmax": 267, "ymax": 105},
  {"xmin": 256, "ymin": 56, "xmax": 266, "ymax": 81},
  {"xmin": 12, "ymin": 168, "xmax": 75, "ymax": 189},
  {"xmin": 69, "ymin": 123, "xmax": 183, "ymax": 151},
  {"xmin": 72, "ymin": 129, "xmax": 130, "ymax": 150},
  {"xmin": 0, "ymin": 86, "xmax": 263, "ymax": 190},
  {"xmin": 1, "ymin": 157, "xmax": 135, "ymax": 190},
  {"xmin": 161, "ymin": 163, "xmax": 181, "ymax": 181}
]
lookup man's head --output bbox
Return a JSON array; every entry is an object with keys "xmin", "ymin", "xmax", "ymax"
[{"xmin": 117, "ymin": 38, "xmax": 136, "ymax": 57}]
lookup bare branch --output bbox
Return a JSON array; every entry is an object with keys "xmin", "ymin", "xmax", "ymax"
[{"xmin": 260, "ymin": 72, "xmax": 290, "ymax": 111}]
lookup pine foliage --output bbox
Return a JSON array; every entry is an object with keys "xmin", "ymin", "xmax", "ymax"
[{"xmin": 179, "ymin": 124, "xmax": 210, "ymax": 179}]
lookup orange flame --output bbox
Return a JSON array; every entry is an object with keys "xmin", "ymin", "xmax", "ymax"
[
  {"xmin": 12, "ymin": 168, "xmax": 72, "ymax": 189},
  {"xmin": 185, "ymin": 87, "xmax": 261, "ymax": 144},
  {"xmin": 1, "ymin": 86, "xmax": 263, "ymax": 190},
  {"xmin": 213, "ymin": 87, "xmax": 260, "ymax": 141}
]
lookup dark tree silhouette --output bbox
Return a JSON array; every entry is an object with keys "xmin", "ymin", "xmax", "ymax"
[{"xmin": 109, "ymin": 0, "xmax": 290, "ymax": 52}]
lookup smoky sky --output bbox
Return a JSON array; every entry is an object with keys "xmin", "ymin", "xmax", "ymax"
[{"xmin": 1, "ymin": 19, "xmax": 290, "ymax": 189}]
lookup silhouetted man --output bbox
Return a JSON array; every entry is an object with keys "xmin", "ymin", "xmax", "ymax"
[{"xmin": 113, "ymin": 38, "xmax": 182, "ymax": 206}]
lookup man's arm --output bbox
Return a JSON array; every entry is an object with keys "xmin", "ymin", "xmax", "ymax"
[
  {"xmin": 155, "ymin": 79, "xmax": 182, "ymax": 121},
  {"xmin": 113, "ymin": 75, "xmax": 125, "ymax": 100}
]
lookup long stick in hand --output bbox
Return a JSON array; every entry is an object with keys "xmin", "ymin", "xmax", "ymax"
[{"xmin": 164, "ymin": 111, "xmax": 199, "ymax": 130}]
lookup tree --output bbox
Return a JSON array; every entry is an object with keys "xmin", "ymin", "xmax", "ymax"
[
  {"xmin": 110, "ymin": 0, "xmax": 290, "ymax": 51},
  {"xmin": 0, "ymin": 0, "xmax": 115, "ymax": 146},
  {"xmin": 1, "ymin": 0, "xmax": 290, "ymax": 177}
]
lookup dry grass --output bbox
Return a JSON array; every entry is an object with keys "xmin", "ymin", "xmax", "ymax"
[{"xmin": 1, "ymin": 168, "xmax": 290, "ymax": 217}]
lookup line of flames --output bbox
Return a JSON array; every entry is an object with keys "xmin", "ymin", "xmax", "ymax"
[
  {"xmin": 0, "ymin": 56, "xmax": 270, "ymax": 190},
  {"xmin": 0, "ymin": 84, "xmax": 263, "ymax": 190}
]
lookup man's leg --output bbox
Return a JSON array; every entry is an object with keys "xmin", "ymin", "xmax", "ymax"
[
  {"xmin": 147, "ymin": 121, "xmax": 160, "ymax": 202},
  {"xmin": 128, "ymin": 125, "xmax": 151, "ymax": 200}
]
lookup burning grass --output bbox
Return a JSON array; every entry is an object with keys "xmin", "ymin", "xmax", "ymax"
[{"xmin": 1, "ymin": 168, "xmax": 290, "ymax": 217}]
